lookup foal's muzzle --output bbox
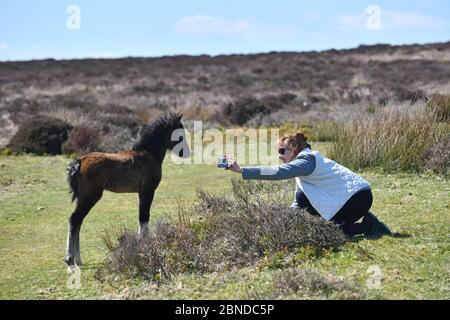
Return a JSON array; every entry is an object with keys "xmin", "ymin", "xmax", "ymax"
[{"xmin": 178, "ymin": 144, "xmax": 191, "ymax": 158}]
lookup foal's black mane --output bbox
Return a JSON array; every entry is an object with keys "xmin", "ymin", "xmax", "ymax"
[{"xmin": 132, "ymin": 112, "xmax": 182, "ymax": 154}]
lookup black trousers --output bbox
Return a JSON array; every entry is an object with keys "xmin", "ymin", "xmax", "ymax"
[{"xmin": 296, "ymin": 188, "xmax": 373, "ymax": 235}]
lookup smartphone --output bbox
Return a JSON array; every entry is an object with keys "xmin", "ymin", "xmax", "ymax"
[{"xmin": 217, "ymin": 156, "xmax": 230, "ymax": 169}]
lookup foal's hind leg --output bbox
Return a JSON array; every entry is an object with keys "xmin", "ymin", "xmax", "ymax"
[
  {"xmin": 65, "ymin": 192, "xmax": 103, "ymax": 266},
  {"xmin": 138, "ymin": 188, "xmax": 155, "ymax": 238}
]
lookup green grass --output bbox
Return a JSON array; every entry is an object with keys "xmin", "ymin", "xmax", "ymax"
[{"xmin": 0, "ymin": 144, "xmax": 449, "ymax": 299}]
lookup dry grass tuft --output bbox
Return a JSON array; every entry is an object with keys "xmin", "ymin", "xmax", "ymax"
[{"xmin": 330, "ymin": 101, "xmax": 450, "ymax": 175}]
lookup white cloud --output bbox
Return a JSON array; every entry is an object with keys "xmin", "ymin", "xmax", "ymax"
[
  {"xmin": 0, "ymin": 43, "xmax": 8, "ymax": 50},
  {"xmin": 173, "ymin": 15, "xmax": 299, "ymax": 40},
  {"xmin": 337, "ymin": 10, "xmax": 449, "ymax": 31}
]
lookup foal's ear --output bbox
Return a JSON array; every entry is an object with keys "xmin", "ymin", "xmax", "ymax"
[{"xmin": 176, "ymin": 113, "xmax": 183, "ymax": 121}]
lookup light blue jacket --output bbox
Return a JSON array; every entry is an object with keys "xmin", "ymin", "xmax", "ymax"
[{"xmin": 242, "ymin": 148, "xmax": 370, "ymax": 220}]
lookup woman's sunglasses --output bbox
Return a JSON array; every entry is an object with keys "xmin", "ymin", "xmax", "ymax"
[{"xmin": 278, "ymin": 148, "xmax": 290, "ymax": 155}]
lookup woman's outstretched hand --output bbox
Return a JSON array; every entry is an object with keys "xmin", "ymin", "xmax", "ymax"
[{"xmin": 227, "ymin": 159, "xmax": 242, "ymax": 173}]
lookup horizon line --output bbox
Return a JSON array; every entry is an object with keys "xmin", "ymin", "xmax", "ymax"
[{"xmin": 1, "ymin": 39, "xmax": 449, "ymax": 63}]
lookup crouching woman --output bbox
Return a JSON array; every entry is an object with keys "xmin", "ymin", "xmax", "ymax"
[{"xmin": 226, "ymin": 132, "xmax": 391, "ymax": 237}]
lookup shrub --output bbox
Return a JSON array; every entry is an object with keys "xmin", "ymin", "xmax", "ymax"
[
  {"xmin": 103, "ymin": 179, "xmax": 346, "ymax": 280},
  {"xmin": 392, "ymin": 87, "xmax": 426, "ymax": 104},
  {"xmin": 329, "ymin": 102, "xmax": 449, "ymax": 173},
  {"xmin": 261, "ymin": 93, "xmax": 297, "ymax": 110},
  {"xmin": 221, "ymin": 94, "xmax": 298, "ymax": 126},
  {"xmin": 62, "ymin": 120, "xmax": 140, "ymax": 154},
  {"xmin": 99, "ymin": 114, "xmax": 142, "ymax": 136},
  {"xmin": 104, "ymin": 222, "xmax": 204, "ymax": 279},
  {"xmin": 62, "ymin": 124, "xmax": 101, "ymax": 155},
  {"xmin": 222, "ymin": 96, "xmax": 272, "ymax": 126},
  {"xmin": 97, "ymin": 124, "xmax": 136, "ymax": 152},
  {"xmin": 7, "ymin": 116, "xmax": 72, "ymax": 155},
  {"xmin": 196, "ymin": 180, "xmax": 346, "ymax": 269},
  {"xmin": 43, "ymin": 107, "xmax": 90, "ymax": 127}
]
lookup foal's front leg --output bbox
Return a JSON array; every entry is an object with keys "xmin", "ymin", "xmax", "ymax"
[{"xmin": 138, "ymin": 188, "xmax": 155, "ymax": 237}]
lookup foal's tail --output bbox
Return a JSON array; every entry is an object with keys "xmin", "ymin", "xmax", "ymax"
[{"xmin": 67, "ymin": 159, "xmax": 81, "ymax": 202}]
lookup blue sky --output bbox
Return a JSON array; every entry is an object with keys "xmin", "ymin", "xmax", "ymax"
[{"xmin": 1, "ymin": 0, "xmax": 449, "ymax": 61}]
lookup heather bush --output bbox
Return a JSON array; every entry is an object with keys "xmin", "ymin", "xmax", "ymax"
[
  {"xmin": 7, "ymin": 116, "xmax": 72, "ymax": 155},
  {"xmin": 196, "ymin": 180, "xmax": 345, "ymax": 269},
  {"xmin": 103, "ymin": 222, "xmax": 204, "ymax": 279},
  {"xmin": 391, "ymin": 87, "xmax": 426, "ymax": 104},
  {"xmin": 62, "ymin": 124, "xmax": 101, "ymax": 155},
  {"xmin": 222, "ymin": 96, "xmax": 272, "ymax": 126},
  {"xmin": 97, "ymin": 123, "xmax": 136, "ymax": 152},
  {"xmin": 98, "ymin": 114, "xmax": 142, "ymax": 136},
  {"xmin": 103, "ymin": 179, "xmax": 346, "ymax": 280},
  {"xmin": 43, "ymin": 107, "xmax": 90, "ymax": 127},
  {"xmin": 260, "ymin": 93, "xmax": 297, "ymax": 110},
  {"xmin": 219, "ymin": 93, "xmax": 297, "ymax": 126},
  {"xmin": 60, "ymin": 115, "xmax": 140, "ymax": 154}
]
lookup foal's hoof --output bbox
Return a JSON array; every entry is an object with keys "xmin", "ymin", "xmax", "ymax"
[
  {"xmin": 64, "ymin": 255, "xmax": 75, "ymax": 267},
  {"xmin": 64, "ymin": 255, "xmax": 83, "ymax": 269}
]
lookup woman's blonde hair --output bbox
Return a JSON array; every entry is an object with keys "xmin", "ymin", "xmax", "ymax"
[{"xmin": 279, "ymin": 132, "xmax": 310, "ymax": 156}]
